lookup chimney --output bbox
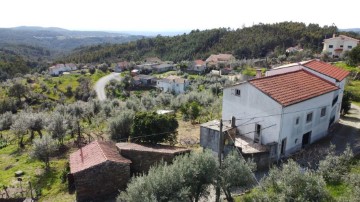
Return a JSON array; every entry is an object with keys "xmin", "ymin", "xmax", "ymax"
[
  {"xmin": 231, "ymin": 116, "xmax": 236, "ymax": 128},
  {"xmin": 256, "ymin": 68, "xmax": 262, "ymax": 78}
]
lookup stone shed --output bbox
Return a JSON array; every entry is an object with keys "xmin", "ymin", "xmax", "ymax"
[
  {"xmin": 69, "ymin": 141, "xmax": 131, "ymax": 202},
  {"xmin": 116, "ymin": 143, "xmax": 191, "ymax": 174}
]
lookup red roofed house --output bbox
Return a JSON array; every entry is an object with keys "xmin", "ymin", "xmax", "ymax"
[
  {"xmin": 206, "ymin": 54, "xmax": 235, "ymax": 68},
  {"xmin": 69, "ymin": 141, "xmax": 131, "ymax": 202},
  {"xmin": 322, "ymin": 34, "xmax": 359, "ymax": 58},
  {"xmin": 222, "ymin": 61, "xmax": 349, "ymax": 160},
  {"xmin": 189, "ymin": 59, "xmax": 207, "ymax": 73}
]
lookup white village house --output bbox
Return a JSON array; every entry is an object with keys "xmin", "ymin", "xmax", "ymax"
[
  {"xmin": 222, "ymin": 60, "xmax": 349, "ymax": 159},
  {"xmin": 156, "ymin": 75, "xmax": 189, "ymax": 94},
  {"xmin": 323, "ymin": 34, "xmax": 359, "ymax": 58},
  {"xmin": 49, "ymin": 63, "xmax": 77, "ymax": 76}
]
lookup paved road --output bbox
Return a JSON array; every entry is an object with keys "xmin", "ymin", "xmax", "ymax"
[{"xmin": 94, "ymin": 73, "xmax": 121, "ymax": 101}]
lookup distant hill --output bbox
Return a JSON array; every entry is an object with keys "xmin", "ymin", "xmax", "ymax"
[
  {"xmin": 0, "ymin": 26, "xmax": 145, "ymax": 57},
  {"xmin": 340, "ymin": 28, "xmax": 360, "ymax": 34},
  {"xmin": 64, "ymin": 22, "xmax": 357, "ymax": 63}
]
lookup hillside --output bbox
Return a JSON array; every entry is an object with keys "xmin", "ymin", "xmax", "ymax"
[
  {"xmin": 0, "ymin": 26, "xmax": 145, "ymax": 56},
  {"xmin": 63, "ymin": 22, "xmax": 360, "ymax": 63}
]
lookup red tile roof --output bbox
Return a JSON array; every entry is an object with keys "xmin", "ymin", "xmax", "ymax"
[
  {"xmin": 70, "ymin": 141, "xmax": 131, "ymax": 174},
  {"xmin": 249, "ymin": 70, "xmax": 339, "ymax": 107},
  {"xmin": 116, "ymin": 143, "xmax": 191, "ymax": 154},
  {"xmin": 303, "ymin": 60, "xmax": 349, "ymax": 81},
  {"xmin": 194, "ymin": 59, "xmax": 206, "ymax": 66}
]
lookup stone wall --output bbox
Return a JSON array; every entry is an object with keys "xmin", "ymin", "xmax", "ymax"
[
  {"xmin": 73, "ymin": 161, "xmax": 130, "ymax": 202},
  {"xmin": 242, "ymin": 151, "xmax": 273, "ymax": 170},
  {"xmin": 119, "ymin": 150, "xmax": 188, "ymax": 175}
]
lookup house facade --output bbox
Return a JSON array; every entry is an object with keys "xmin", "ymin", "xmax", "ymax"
[
  {"xmin": 188, "ymin": 60, "xmax": 207, "ymax": 73},
  {"xmin": 49, "ymin": 63, "xmax": 77, "ymax": 76},
  {"xmin": 156, "ymin": 75, "xmax": 189, "ymax": 94},
  {"xmin": 323, "ymin": 34, "xmax": 359, "ymax": 58},
  {"xmin": 222, "ymin": 67, "xmax": 348, "ymax": 159}
]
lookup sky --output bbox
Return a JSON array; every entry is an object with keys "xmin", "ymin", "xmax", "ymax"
[{"xmin": 1, "ymin": 0, "xmax": 359, "ymax": 32}]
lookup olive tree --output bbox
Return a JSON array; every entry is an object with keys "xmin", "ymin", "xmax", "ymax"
[
  {"xmin": 119, "ymin": 150, "xmax": 217, "ymax": 202},
  {"xmin": 11, "ymin": 113, "xmax": 29, "ymax": 147},
  {"xmin": 245, "ymin": 160, "xmax": 330, "ymax": 201},
  {"xmin": 47, "ymin": 112, "xmax": 67, "ymax": 144},
  {"xmin": 219, "ymin": 150, "xmax": 256, "ymax": 201},
  {"xmin": 109, "ymin": 110, "xmax": 135, "ymax": 141},
  {"xmin": 0, "ymin": 111, "xmax": 13, "ymax": 131},
  {"xmin": 31, "ymin": 135, "xmax": 58, "ymax": 170}
]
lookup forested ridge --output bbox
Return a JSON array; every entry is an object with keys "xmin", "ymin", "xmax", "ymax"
[{"xmin": 63, "ymin": 22, "xmax": 359, "ymax": 63}]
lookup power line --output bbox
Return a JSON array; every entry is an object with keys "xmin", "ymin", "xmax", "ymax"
[{"xmin": 223, "ymin": 104, "xmax": 331, "ymax": 122}]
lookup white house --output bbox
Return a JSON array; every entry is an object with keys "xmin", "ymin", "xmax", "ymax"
[
  {"xmin": 49, "ymin": 63, "xmax": 77, "ymax": 76},
  {"xmin": 156, "ymin": 75, "xmax": 189, "ymax": 94},
  {"xmin": 323, "ymin": 34, "xmax": 359, "ymax": 58},
  {"xmin": 267, "ymin": 60, "xmax": 348, "ymax": 123},
  {"xmin": 222, "ymin": 65, "xmax": 348, "ymax": 159}
]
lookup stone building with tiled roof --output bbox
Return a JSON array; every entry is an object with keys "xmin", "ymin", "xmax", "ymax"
[
  {"xmin": 69, "ymin": 141, "xmax": 131, "ymax": 202},
  {"xmin": 222, "ymin": 61, "xmax": 349, "ymax": 160}
]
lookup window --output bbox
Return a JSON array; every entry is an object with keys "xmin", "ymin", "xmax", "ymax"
[
  {"xmin": 295, "ymin": 117, "xmax": 300, "ymax": 125},
  {"xmin": 320, "ymin": 107, "xmax": 326, "ymax": 117},
  {"xmin": 306, "ymin": 112, "xmax": 313, "ymax": 123},
  {"xmin": 329, "ymin": 45, "xmax": 333, "ymax": 48},
  {"xmin": 348, "ymin": 45, "xmax": 353, "ymax": 49},
  {"xmin": 340, "ymin": 45, "xmax": 343, "ymax": 48},
  {"xmin": 332, "ymin": 95, "xmax": 338, "ymax": 106},
  {"xmin": 235, "ymin": 89, "xmax": 241, "ymax": 96}
]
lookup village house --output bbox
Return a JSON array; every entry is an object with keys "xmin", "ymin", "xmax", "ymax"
[
  {"xmin": 153, "ymin": 63, "xmax": 174, "ymax": 73},
  {"xmin": 69, "ymin": 141, "xmax": 131, "ymax": 202},
  {"xmin": 188, "ymin": 59, "xmax": 207, "ymax": 74},
  {"xmin": 116, "ymin": 143, "xmax": 191, "ymax": 174},
  {"xmin": 323, "ymin": 34, "xmax": 359, "ymax": 58},
  {"xmin": 156, "ymin": 75, "xmax": 189, "ymax": 94},
  {"xmin": 221, "ymin": 60, "xmax": 349, "ymax": 160},
  {"xmin": 205, "ymin": 54, "xmax": 235, "ymax": 68},
  {"xmin": 114, "ymin": 61, "xmax": 130, "ymax": 72},
  {"xmin": 48, "ymin": 63, "xmax": 77, "ymax": 76},
  {"xmin": 133, "ymin": 74, "xmax": 156, "ymax": 86}
]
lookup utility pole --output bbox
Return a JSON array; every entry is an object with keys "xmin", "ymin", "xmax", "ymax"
[{"xmin": 216, "ymin": 119, "xmax": 223, "ymax": 202}]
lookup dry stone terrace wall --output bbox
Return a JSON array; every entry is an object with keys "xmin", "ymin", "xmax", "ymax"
[{"xmin": 73, "ymin": 161, "xmax": 130, "ymax": 202}]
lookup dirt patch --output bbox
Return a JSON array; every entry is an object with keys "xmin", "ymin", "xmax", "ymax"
[{"xmin": 177, "ymin": 120, "xmax": 200, "ymax": 147}]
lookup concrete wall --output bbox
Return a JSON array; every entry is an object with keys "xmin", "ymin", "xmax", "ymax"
[
  {"xmin": 73, "ymin": 161, "xmax": 130, "ymax": 202},
  {"xmin": 200, "ymin": 127, "xmax": 236, "ymax": 155},
  {"xmin": 222, "ymin": 83, "xmax": 282, "ymax": 145},
  {"xmin": 265, "ymin": 65, "xmax": 302, "ymax": 76}
]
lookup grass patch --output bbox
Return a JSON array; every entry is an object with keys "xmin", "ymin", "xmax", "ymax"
[{"xmin": 326, "ymin": 183, "xmax": 351, "ymax": 198}]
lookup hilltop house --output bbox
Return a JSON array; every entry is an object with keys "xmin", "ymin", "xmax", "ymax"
[
  {"xmin": 156, "ymin": 75, "xmax": 189, "ymax": 94},
  {"xmin": 49, "ymin": 63, "xmax": 77, "ymax": 76},
  {"xmin": 222, "ymin": 60, "xmax": 349, "ymax": 160},
  {"xmin": 69, "ymin": 141, "xmax": 131, "ymax": 202},
  {"xmin": 323, "ymin": 34, "xmax": 359, "ymax": 58}
]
